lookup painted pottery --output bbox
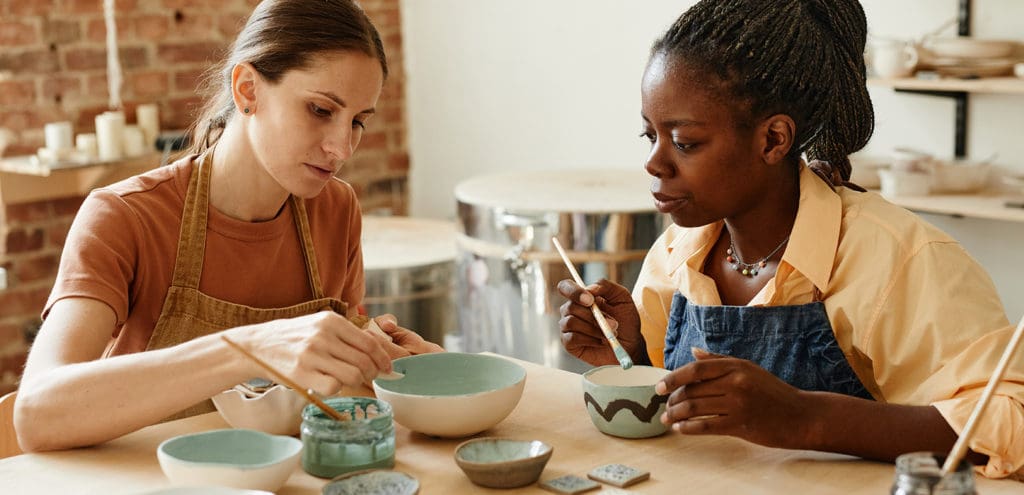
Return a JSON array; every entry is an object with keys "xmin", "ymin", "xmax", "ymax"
[{"xmin": 581, "ymin": 365, "xmax": 671, "ymax": 439}]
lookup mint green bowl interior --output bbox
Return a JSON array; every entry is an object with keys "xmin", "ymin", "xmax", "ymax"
[
  {"xmin": 373, "ymin": 353, "xmax": 526, "ymax": 396},
  {"xmin": 158, "ymin": 429, "xmax": 302, "ymax": 468}
]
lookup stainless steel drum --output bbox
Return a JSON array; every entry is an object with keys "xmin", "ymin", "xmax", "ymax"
[
  {"xmin": 454, "ymin": 170, "xmax": 667, "ymax": 372},
  {"xmin": 361, "ymin": 217, "xmax": 456, "ymax": 345}
]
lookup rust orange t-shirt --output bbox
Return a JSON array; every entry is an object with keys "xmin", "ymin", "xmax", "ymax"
[{"xmin": 43, "ymin": 155, "xmax": 365, "ymax": 356}]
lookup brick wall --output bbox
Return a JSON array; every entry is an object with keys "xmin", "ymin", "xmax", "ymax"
[{"xmin": 0, "ymin": 0, "xmax": 409, "ymax": 395}]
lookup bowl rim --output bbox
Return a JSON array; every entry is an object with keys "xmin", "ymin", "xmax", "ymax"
[
  {"xmin": 157, "ymin": 429, "xmax": 302, "ymax": 469},
  {"xmin": 372, "ymin": 353, "xmax": 527, "ymax": 399},
  {"xmin": 582, "ymin": 364, "xmax": 670, "ymax": 389},
  {"xmin": 453, "ymin": 437, "xmax": 553, "ymax": 467}
]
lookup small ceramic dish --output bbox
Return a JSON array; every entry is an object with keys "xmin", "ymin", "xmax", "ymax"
[
  {"xmin": 322, "ymin": 469, "xmax": 420, "ymax": 495},
  {"xmin": 372, "ymin": 353, "xmax": 526, "ymax": 437},
  {"xmin": 157, "ymin": 429, "xmax": 302, "ymax": 492},
  {"xmin": 139, "ymin": 488, "xmax": 273, "ymax": 495},
  {"xmin": 212, "ymin": 381, "xmax": 307, "ymax": 436},
  {"xmin": 454, "ymin": 437, "xmax": 553, "ymax": 488}
]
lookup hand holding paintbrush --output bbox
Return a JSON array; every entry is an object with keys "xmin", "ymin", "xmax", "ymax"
[{"xmin": 552, "ymin": 237, "xmax": 634, "ymax": 370}]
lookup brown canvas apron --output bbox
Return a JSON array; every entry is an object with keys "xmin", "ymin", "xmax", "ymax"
[{"xmin": 146, "ymin": 152, "xmax": 348, "ymax": 420}]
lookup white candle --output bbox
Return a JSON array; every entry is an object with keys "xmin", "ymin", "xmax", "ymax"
[
  {"xmin": 95, "ymin": 111, "xmax": 125, "ymax": 161},
  {"xmin": 122, "ymin": 125, "xmax": 146, "ymax": 157},
  {"xmin": 76, "ymin": 133, "xmax": 99, "ymax": 160},
  {"xmin": 44, "ymin": 121, "xmax": 73, "ymax": 151},
  {"xmin": 135, "ymin": 103, "xmax": 159, "ymax": 149}
]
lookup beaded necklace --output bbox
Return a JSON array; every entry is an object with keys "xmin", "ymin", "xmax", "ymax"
[{"xmin": 725, "ymin": 233, "xmax": 790, "ymax": 277}]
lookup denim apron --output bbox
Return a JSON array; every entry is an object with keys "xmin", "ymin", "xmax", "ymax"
[
  {"xmin": 145, "ymin": 151, "xmax": 349, "ymax": 420},
  {"xmin": 663, "ymin": 292, "xmax": 873, "ymax": 399}
]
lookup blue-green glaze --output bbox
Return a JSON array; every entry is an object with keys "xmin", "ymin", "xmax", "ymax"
[
  {"xmin": 158, "ymin": 429, "xmax": 301, "ymax": 469},
  {"xmin": 373, "ymin": 353, "xmax": 526, "ymax": 397},
  {"xmin": 582, "ymin": 365, "xmax": 671, "ymax": 439},
  {"xmin": 301, "ymin": 397, "xmax": 395, "ymax": 478}
]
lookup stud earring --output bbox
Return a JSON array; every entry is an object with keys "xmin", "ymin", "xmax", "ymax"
[{"xmin": 243, "ymin": 107, "xmax": 250, "ymax": 114}]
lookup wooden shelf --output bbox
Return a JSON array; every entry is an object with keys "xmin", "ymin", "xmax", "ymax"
[
  {"xmin": 0, "ymin": 152, "xmax": 162, "ymax": 206},
  {"xmin": 879, "ymin": 190, "xmax": 1024, "ymax": 223},
  {"xmin": 868, "ymin": 77, "xmax": 1024, "ymax": 95}
]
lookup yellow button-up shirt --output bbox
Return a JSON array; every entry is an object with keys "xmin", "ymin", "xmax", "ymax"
[{"xmin": 634, "ymin": 163, "xmax": 1024, "ymax": 478}]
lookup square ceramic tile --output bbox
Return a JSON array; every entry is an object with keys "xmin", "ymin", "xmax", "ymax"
[
  {"xmin": 587, "ymin": 463, "xmax": 650, "ymax": 488},
  {"xmin": 539, "ymin": 474, "xmax": 602, "ymax": 494}
]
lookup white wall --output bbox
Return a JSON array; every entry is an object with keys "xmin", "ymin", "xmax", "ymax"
[{"xmin": 401, "ymin": 0, "xmax": 1024, "ymax": 320}]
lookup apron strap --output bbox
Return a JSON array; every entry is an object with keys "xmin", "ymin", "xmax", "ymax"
[
  {"xmin": 289, "ymin": 196, "xmax": 326, "ymax": 300},
  {"xmin": 169, "ymin": 152, "xmax": 214, "ymax": 289}
]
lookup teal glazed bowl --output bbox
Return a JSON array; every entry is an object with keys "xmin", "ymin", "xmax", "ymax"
[
  {"xmin": 582, "ymin": 365, "xmax": 671, "ymax": 439},
  {"xmin": 454, "ymin": 437, "xmax": 553, "ymax": 488},
  {"xmin": 372, "ymin": 353, "xmax": 527, "ymax": 437},
  {"xmin": 156, "ymin": 429, "xmax": 302, "ymax": 492}
]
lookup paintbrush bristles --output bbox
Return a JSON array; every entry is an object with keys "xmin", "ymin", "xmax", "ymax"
[{"xmin": 940, "ymin": 314, "xmax": 1024, "ymax": 477}]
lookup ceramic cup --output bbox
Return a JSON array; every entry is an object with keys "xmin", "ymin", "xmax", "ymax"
[
  {"xmin": 870, "ymin": 40, "xmax": 919, "ymax": 78},
  {"xmin": 581, "ymin": 365, "xmax": 671, "ymax": 439}
]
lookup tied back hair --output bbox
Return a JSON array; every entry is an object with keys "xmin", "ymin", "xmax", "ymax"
[
  {"xmin": 651, "ymin": 0, "xmax": 874, "ymax": 185},
  {"xmin": 186, "ymin": 0, "xmax": 388, "ymax": 156}
]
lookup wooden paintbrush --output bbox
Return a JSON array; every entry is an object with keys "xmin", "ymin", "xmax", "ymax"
[{"xmin": 551, "ymin": 237, "xmax": 633, "ymax": 370}]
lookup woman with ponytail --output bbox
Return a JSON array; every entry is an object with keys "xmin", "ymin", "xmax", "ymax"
[
  {"xmin": 558, "ymin": 0, "xmax": 1023, "ymax": 478},
  {"xmin": 15, "ymin": 0, "xmax": 441, "ymax": 452}
]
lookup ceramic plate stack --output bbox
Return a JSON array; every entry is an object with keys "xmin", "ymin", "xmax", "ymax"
[{"xmin": 922, "ymin": 37, "xmax": 1017, "ymax": 78}]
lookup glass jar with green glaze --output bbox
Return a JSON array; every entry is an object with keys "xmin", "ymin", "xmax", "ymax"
[{"xmin": 300, "ymin": 397, "xmax": 395, "ymax": 478}]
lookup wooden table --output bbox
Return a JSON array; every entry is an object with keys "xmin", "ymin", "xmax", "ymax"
[{"xmin": 1, "ymin": 357, "xmax": 1020, "ymax": 494}]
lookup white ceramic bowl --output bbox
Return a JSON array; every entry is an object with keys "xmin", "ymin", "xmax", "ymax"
[
  {"xmin": 924, "ymin": 37, "xmax": 1015, "ymax": 59},
  {"xmin": 372, "ymin": 353, "xmax": 526, "ymax": 438},
  {"xmin": 212, "ymin": 383, "xmax": 307, "ymax": 436},
  {"xmin": 929, "ymin": 160, "xmax": 990, "ymax": 193},
  {"xmin": 878, "ymin": 169, "xmax": 932, "ymax": 197},
  {"xmin": 157, "ymin": 429, "xmax": 302, "ymax": 492}
]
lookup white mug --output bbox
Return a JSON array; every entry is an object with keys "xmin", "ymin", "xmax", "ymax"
[{"xmin": 870, "ymin": 40, "xmax": 919, "ymax": 78}]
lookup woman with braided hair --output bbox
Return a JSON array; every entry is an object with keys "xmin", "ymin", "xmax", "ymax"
[{"xmin": 557, "ymin": 0, "xmax": 1023, "ymax": 478}]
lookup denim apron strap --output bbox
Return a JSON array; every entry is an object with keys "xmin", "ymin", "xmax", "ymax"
[{"xmin": 663, "ymin": 292, "xmax": 873, "ymax": 400}]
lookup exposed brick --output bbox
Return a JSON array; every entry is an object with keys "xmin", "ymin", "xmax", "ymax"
[
  {"xmin": 4, "ymin": 227, "xmax": 44, "ymax": 254},
  {"xmin": 75, "ymin": 104, "xmax": 112, "ymax": 132},
  {"xmin": 85, "ymin": 73, "xmax": 108, "ymax": 98},
  {"xmin": 0, "ymin": 286, "xmax": 50, "ymax": 317},
  {"xmin": 4, "ymin": 202, "xmax": 51, "ymax": 224},
  {"xmin": 8, "ymin": 0, "xmax": 57, "ymax": 16},
  {"xmin": 0, "ymin": 48, "xmax": 59, "ymax": 73},
  {"xmin": 168, "ymin": 11, "xmax": 217, "ymax": 39},
  {"xmin": 63, "ymin": 0, "xmax": 104, "ymax": 14},
  {"xmin": 0, "ymin": 109, "xmax": 47, "ymax": 132},
  {"xmin": 217, "ymin": 11, "xmax": 249, "ymax": 38},
  {"xmin": 162, "ymin": 0, "xmax": 214, "ymax": 8},
  {"xmin": 46, "ymin": 219, "xmax": 74, "ymax": 248},
  {"xmin": 0, "ymin": 20, "xmax": 40, "ymax": 47},
  {"xmin": 388, "ymin": 153, "xmax": 409, "ymax": 171},
  {"xmin": 0, "ymin": 353, "xmax": 29, "ymax": 385},
  {"xmin": 85, "ymin": 18, "xmax": 107, "ymax": 43},
  {"xmin": 0, "ymin": 79, "xmax": 37, "ymax": 107},
  {"xmin": 132, "ymin": 14, "xmax": 170, "ymax": 42},
  {"xmin": 157, "ymin": 41, "xmax": 222, "ymax": 64},
  {"xmin": 163, "ymin": 95, "xmax": 202, "ymax": 129},
  {"xmin": 127, "ymin": 70, "xmax": 169, "ymax": 97},
  {"xmin": 11, "ymin": 253, "xmax": 60, "ymax": 284},
  {"xmin": 43, "ymin": 18, "xmax": 82, "ymax": 45},
  {"xmin": 64, "ymin": 46, "xmax": 148, "ymax": 71},
  {"xmin": 41, "ymin": 75, "xmax": 84, "ymax": 104},
  {"xmin": 360, "ymin": 131, "xmax": 387, "ymax": 150},
  {"xmin": 173, "ymin": 67, "xmax": 206, "ymax": 93},
  {"xmin": 0, "ymin": 323, "xmax": 21, "ymax": 348},
  {"xmin": 119, "ymin": 46, "xmax": 149, "ymax": 69},
  {"xmin": 50, "ymin": 197, "xmax": 86, "ymax": 216}
]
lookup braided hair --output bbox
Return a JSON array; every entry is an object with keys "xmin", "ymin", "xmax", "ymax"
[{"xmin": 651, "ymin": 0, "xmax": 874, "ymax": 182}]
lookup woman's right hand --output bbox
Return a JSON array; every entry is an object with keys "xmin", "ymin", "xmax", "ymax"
[
  {"xmin": 226, "ymin": 310, "xmax": 392, "ymax": 396},
  {"xmin": 557, "ymin": 278, "xmax": 644, "ymax": 366}
]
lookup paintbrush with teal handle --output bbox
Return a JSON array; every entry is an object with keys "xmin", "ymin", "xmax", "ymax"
[{"xmin": 551, "ymin": 237, "xmax": 633, "ymax": 370}]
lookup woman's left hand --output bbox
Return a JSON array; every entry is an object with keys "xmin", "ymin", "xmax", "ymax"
[
  {"xmin": 372, "ymin": 314, "xmax": 445, "ymax": 357},
  {"xmin": 657, "ymin": 347, "xmax": 818, "ymax": 450}
]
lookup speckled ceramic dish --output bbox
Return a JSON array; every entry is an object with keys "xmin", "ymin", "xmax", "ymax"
[
  {"xmin": 157, "ymin": 429, "xmax": 301, "ymax": 492},
  {"xmin": 322, "ymin": 469, "xmax": 419, "ymax": 495},
  {"xmin": 372, "ymin": 353, "xmax": 526, "ymax": 437},
  {"xmin": 582, "ymin": 365, "xmax": 671, "ymax": 439},
  {"xmin": 454, "ymin": 437, "xmax": 553, "ymax": 488}
]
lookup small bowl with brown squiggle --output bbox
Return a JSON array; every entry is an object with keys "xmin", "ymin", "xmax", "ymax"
[{"xmin": 582, "ymin": 365, "xmax": 671, "ymax": 439}]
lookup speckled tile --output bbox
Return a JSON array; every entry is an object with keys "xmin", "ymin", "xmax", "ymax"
[
  {"xmin": 587, "ymin": 463, "xmax": 650, "ymax": 488},
  {"xmin": 539, "ymin": 474, "xmax": 602, "ymax": 494}
]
